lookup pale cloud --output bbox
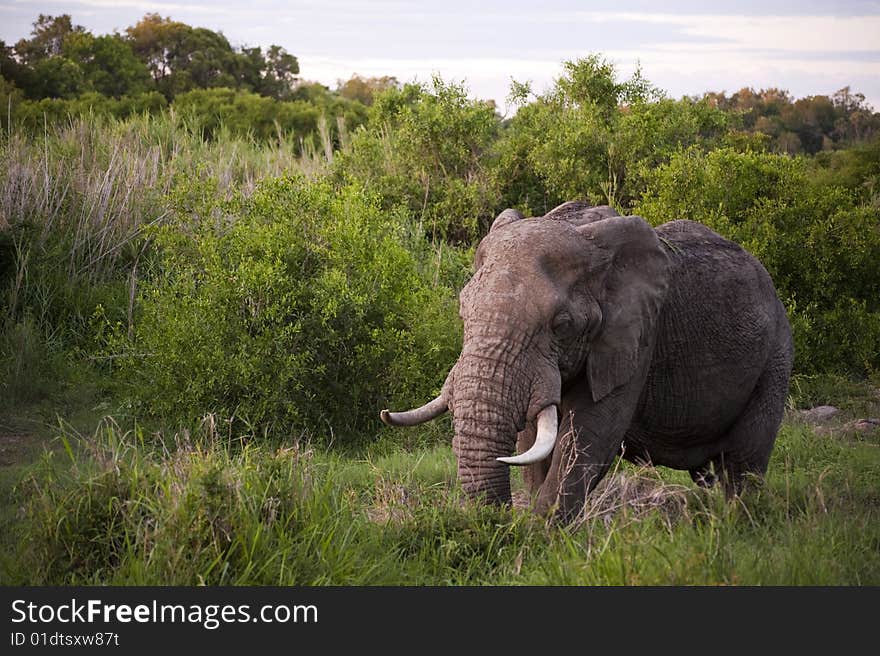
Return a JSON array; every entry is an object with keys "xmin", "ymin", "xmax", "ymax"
[
  {"xmin": 575, "ymin": 12, "xmax": 880, "ymax": 52},
  {"xmin": 602, "ymin": 48, "xmax": 880, "ymax": 78},
  {"xmin": 299, "ymin": 9, "xmax": 880, "ymax": 110},
  {"xmin": 571, "ymin": 12, "xmax": 880, "ymax": 105},
  {"xmin": 600, "ymin": 47, "xmax": 880, "ymax": 106}
]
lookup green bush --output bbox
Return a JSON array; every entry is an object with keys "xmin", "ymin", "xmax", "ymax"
[
  {"xmin": 113, "ymin": 176, "xmax": 462, "ymax": 440},
  {"xmin": 0, "ymin": 112, "xmax": 371, "ymax": 408},
  {"xmin": 172, "ymin": 87, "xmax": 368, "ymax": 149},
  {"xmin": 0, "ymin": 314, "xmax": 67, "ymax": 406},
  {"xmin": 493, "ymin": 56, "xmax": 729, "ymax": 215},
  {"xmin": 12, "ymin": 418, "xmax": 318, "ymax": 584},
  {"xmin": 174, "ymin": 87, "xmax": 314, "ymax": 143},
  {"xmin": 332, "ymin": 77, "xmax": 500, "ymax": 242},
  {"xmin": 811, "ymin": 134, "xmax": 880, "ymax": 205},
  {"xmin": 5, "ymin": 91, "xmax": 167, "ymax": 132},
  {"xmin": 637, "ymin": 147, "xmax": 880, "ymax": 374}
]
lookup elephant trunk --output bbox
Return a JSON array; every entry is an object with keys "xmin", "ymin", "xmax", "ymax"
[
  {"xmin": 450, "ymin": 336, "xmax": 534, "ymax": 505},
  {"xmin": 383, "ymin": 317, "xmax": 562, "ymax": 506},
  {"xmin": 452, "ymin": 403, "xmax": 518, "ymax": 504}
]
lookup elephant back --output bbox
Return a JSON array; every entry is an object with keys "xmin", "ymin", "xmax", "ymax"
[{"xmin": 654, "ymin": 219, "xmax": 747, "ymax": 260}]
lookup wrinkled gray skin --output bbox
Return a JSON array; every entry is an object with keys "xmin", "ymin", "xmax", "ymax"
[{"xmin": 385, "ymin": 201, "xmax": 793, "ymax": 523}]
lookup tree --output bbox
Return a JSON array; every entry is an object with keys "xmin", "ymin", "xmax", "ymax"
[
  {"xmin": 832, "ymin": 87, "xmax": 879, "ymax": 143},
  {"xmin": 337, "ymin": 74, "xmax": 399, "ymax": 106},
  {"xmin": 126, "ymin": 14, "xmax": 298, "ymax": 100},
  {"xmin": 236, "ymin": 45, "xmax": 265, "ymax": 93},
  {"xmin": 333, "ymin": 77, "xmax": 500, "ymax": 242},
  {"xmin": 10, "ymin": 14, "xmax": 90, "ymax": 98},
  {"xmin": 702, "ymin": 86, "xmax": 879, "ymax": 152},
  {"xmin": 125, "ymin": 15, "xmax": 239, "ymax": 97},
  {"xmin": 258, "ymin": 45, "xmax": 299, "ymax": 99},
  {"xmin": 0, "ymin": 40, "xmax": 33, "ymax": 92},
  {"xmin": 125, "ymin": 14, "xmax": 187, "ymax": 86},
  {"xmin": 232, "ymin": 44, "xmax": 299, "ymax": 99},
  {"xmin": 14, "ymin": 14, "xmax": 86, "ymax": 63},
  {"xmin": 552, "ymin": 56, "xmax": 658, "ymax": 121},
  {"xmin": 494, "ymin": 56, "xmax": 725, "ymax": 214},
  {"xmin": 28, "ymin": 56, "xmax": 86, "ymax": 98},
  {"xmin": 833, "ymin": 86, "xmax": 869, "ymax": 114},
  {"xmin": 63, "ymin": 33, "xmax": 151, "ymax": 97}
]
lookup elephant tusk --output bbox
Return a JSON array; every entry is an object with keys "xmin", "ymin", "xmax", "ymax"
[
  {"xmin": 380, "ymin": 396, "xmax": 448, "ymax": 427},
  {"xmin": 497, "ymin": 405, "xmax": 558, "ymax": 466}
]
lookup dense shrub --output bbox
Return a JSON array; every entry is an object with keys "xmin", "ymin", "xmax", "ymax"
[
  {"xmin": 113, "ymin": 176, "xmax": 462, "ymax": 440},
  {"xmin": 0, "ymin": 113, "xmax": 355, "ymax": 407},
  {"xmin": 0, "ymin": 113, "xmax": 173, "ymax": 373},
  {"xmin": 810, "ymin": 135, "xmax": 880, "ymax": 205},
  {"xmin": 332, "ymin": 77, "xmax": 500, "ymax": 242},
  {"xmin": 493, "ymin": 56, "xmax": 730, "ymax": 215},
  {"xmin": 173, "ymin": 87, "xmax": 367, "ymax": 147},
  {"xmin": 2, "ymin": 90, "xmax": 168, "ymax": 132},
  {"xmin": 637, "ymin": 147, "xmax": 880, "ymax": 374}
]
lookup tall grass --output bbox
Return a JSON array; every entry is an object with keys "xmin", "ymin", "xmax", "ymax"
[
  {"xmin": 0, "ymin": 111, "xmax": 338, "ymax": 405},
  {"xmin": 3, "ymin": 416, "xmax": 876, "ymax": 585},
  {"xmin": 1, "ymin": 111, "xmax": 334, "ymax": 279}
]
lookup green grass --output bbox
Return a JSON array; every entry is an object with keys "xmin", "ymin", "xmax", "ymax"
[
  {"xmin": 788, "ymin": 372, "xmax": 880, "ymax": 416},
  {"xmin": 2, "ymin": 109, "xmax": 878, "ymax": 587},
  {"xmin": 1, "ymin": 411, "xmax": 877, "ymax": 586}
]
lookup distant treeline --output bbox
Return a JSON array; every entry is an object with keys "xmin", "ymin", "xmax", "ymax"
[
  {"xmin": 0, "ymin": 14, "xmax": 399, "ymax": 147},
  {"xmin": 702, "ymin": 86, "xmax": 878, "ymax": 154},
  {"xmin": 2, "ymin": 13, "xmax": 879, "ymax": 155}
]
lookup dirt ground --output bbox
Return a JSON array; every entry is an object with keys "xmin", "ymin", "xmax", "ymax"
[{"xmin": 0, "ymin": 432, "xmax": 37, "ymax": 467}]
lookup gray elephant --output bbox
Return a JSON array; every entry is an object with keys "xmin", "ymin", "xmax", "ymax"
[{"xmin": 382, "ymin": 202, "xmax": 793, "ymax": 523}]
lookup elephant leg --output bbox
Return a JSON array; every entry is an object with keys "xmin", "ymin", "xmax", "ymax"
[
  {"xmin": 689, "ymin": 465, "xmax": 716, "ymax": 488},
  {"xmin": 534, "ymin": 379, "xmax": 640, "ymax": 523},
  {"xmin": 516, "ymin": 421, "xmax": 551, "ymax": 496},
  {"xmin": 538, "ymin": 419, "xmax": 622, "ymax": 523},
  {"xmin": 715, "ymin": 352, "xmax": 790, "ymax": 497}
]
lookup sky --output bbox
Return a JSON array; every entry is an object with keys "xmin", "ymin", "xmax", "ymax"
[{"xmin": 2, "ymin": 0, "xmax": 879, "ymax": 113}]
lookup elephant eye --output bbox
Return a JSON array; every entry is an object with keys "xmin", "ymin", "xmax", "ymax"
[{"xmin": 552, "ymin": 311, "xmax": 573, "ymax": 332}]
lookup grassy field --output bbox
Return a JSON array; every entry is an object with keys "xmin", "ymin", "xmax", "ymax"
[
  {"xmin": 1, "ymin": 105, "xmax": 878, "ymax": 587},
  {"xmin": 1, "ymin": 381, "xmax": 877, "ymax": 586}
]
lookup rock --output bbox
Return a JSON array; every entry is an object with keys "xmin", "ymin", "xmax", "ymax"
[
  {"xmin": 849, "ymin": 418, "xmax": 879, "ymax": 433},
  {"xmin": 815, "ymin": 418, "xmax": 879, "ymax": 438},
  {"xmin": 800, "ymin": 405, "xmax": 840, "ymax": 423}
]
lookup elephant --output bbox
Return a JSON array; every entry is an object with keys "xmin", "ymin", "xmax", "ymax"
[{"xmin": 381, "ymin": 201, "xmax": 794, "ymax": 523}]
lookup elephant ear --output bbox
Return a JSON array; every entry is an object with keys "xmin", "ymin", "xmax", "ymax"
[{"xmin": 577, "ymin": 215, "xmax": 669, "ymax": 403}]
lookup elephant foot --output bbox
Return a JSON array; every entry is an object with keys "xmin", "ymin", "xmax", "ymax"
[{"xmin": 689, "ymin": 466, "xmax": 716, "ymax": 488}]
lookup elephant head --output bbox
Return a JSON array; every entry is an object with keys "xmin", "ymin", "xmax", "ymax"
[{"xmin": 381, "ymin": 203, "xmax": 670, "ymax": 506}]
